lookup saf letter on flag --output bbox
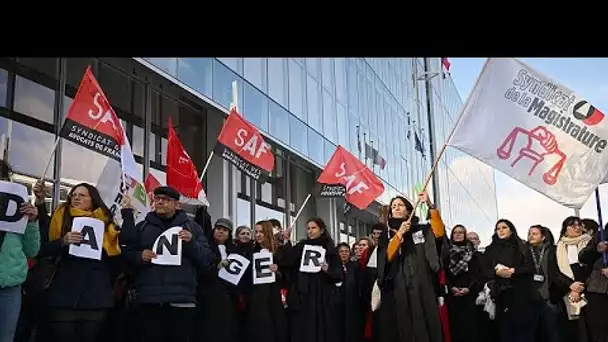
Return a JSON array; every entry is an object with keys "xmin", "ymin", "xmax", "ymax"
[
  {"xmin": 317, "ymin": 146, "xmax": 384, "ymax": 210},
  {"xmin": 214, "ymin": 109, "xmax": 275, "ymax": 183},
  {"xmin": 447, "ymin": 58, "xmax": 608, "ymax": 208},
  {"xmin": 59, "ymin": 66, "xmax": 124, "ymax": 161}
]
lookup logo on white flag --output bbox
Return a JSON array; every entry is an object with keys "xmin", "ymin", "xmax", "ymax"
[{"xmin": 448, "ymin": 58, "xmax": 608, "ymax": 208}]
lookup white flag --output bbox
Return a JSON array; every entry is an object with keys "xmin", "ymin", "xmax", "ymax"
[{"xmin": 448, "ymin": 58, "xmax": 608, "ymax": 209}]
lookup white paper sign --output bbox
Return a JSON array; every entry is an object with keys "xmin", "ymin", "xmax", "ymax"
[
  {"xmin": 218, "ymin": 244, "xmax": 228, "ymax": 260},
  {"xmin": 299, "ymin": 245, "xmax": 326, "ymax": 273},
  {"xmin": 448, "ymin": 58, "xmax": 608, "ymax": 209},
  {"xmin": 0, "ymin": 181, "xmax": 29, "ymax": 234},
  {"xmin": 366, "ymin": 247, "xmax": 378, "ymax": 268},
  {"xmin": 253, "ymin": 249, "xmax": 276, "ymax": 285},
  {"xmin": 152, "ymin": 226, "xmax": 183, "ymax": 266},
  {"xmin": 219, "ymin": 253, "xmax": 250, "ymax": 285},
  {"xmin": 68, "ymin": 217, "xmax": 105, "ymax": 260}
]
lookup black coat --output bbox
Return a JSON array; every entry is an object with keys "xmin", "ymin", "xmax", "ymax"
[
  {"xmin": 196, "ymin": 240, "xmax": 242, "ymax": 342},
  {"xmin": 281, "ymin": 234, "xmax": 343, "ymax": 342},
  {"xmin": 121, "ymin": 209, "xmax": 213, "ymax": 305},
  {"xmin": 243, "ymin": 244, "xmax": 289, "ymax": 342},
  {"xmin": 442, "ymin": 241, "xmax": 483, "ymax": 342},
  {"xmin": 482, "ymin": 235, "xmax": 535, "ymax": 321},
  {"xmin": 336, "ymin": 260, "xmax": 363, "ymax": 342},
  {"xmin": 38, "ymin": 206, "xmax": 119, "ymax": 310}
]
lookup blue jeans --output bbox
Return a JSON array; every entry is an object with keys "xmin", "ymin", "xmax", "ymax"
[{"xmin": 0, "ymin": 285, "xmax": 22, "ymax": 342}]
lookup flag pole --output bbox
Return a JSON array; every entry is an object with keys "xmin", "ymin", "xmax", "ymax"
[
  {"xmin": 199, "ymin": 81, "xmax": 239, "ymax": 181},
  {"xmin": 595, "ymin": 187, "xmax": 607, "ymax": 264},
  {"xmin": 289, "ymin": 193, "xmax": 312, "ymax": 230},
  {"xmin": 407, "ymin": 58, "xmax": 491, "ymax": 222}
]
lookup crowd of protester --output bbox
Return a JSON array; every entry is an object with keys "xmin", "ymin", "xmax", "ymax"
[{"xmin": 1, "ymin": 157, "xmax": 608, "ymax": 342}]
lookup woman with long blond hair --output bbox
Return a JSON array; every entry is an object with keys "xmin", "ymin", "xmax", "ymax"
[{"xmin": 243, "ymin": 220, "xmax": 288, "ymax": 342}]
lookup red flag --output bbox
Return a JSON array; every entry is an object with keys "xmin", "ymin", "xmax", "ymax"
[
  {"xmin": 144, "ymin": 173, "xmax": 162, "ymax": 203},
  {"xmin": 317, "ymin": 145, "xmax": 384, "ymax": 210},
  {"xmin": 59, "ymin": 66, "xmax": 125, "ymax": 161},
  {"xmin": 214, "ymin": 109, "xmax": 275, "ymax": 183},
  {"xmin": 166, "ymin": 117, "xmax": 208, "ymax": 205},
  {"xmin": 441, "ymin": 57, "xmax": 451, "ymax": 72}
]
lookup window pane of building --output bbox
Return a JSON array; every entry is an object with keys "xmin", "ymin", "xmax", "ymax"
[
  {"xmin": 177, "ymin": 58, "xmax": 212, "ymax": 98},
  {"xmin": 336, "ymin": 102, "xmax": 348, "ymax": 148},
  {"xmin": 268, "ymin": 58, "xmax": 286, "ymax": 106},
  {"xmin": 217, "ymin": 58, "xmax": 241, "ymax": 74},
  {"xmin": 321, "ymin": 58, "xmax": 334, "ymax": 93},
  {"xmin": 306, "ymin": 58, "xmax": 320, "ymax": 79},
  {"xmin": 308, "ymin": 128, "xmax": 324, "ymax": 166},
  {"xmin": 2, "ymin": 119, "xmax": 55, "ymax": 178},
  {"xmin": 289, "ymin": 116, "xmax": 308, "ymax": 155},
  {"xmin": 13, "ymin": 76, "xmax": 55, "ymax": 124},
  {"xmin": 335, "ymin": 58, "xmax": 347, "ymax": 104},
  {"xmin": 146, "ymin": 58, "xmax": 177, "ymax": 77},
  {"xmin": 306, "ymin": 75, "xmax": 321, "ymax": 132},
  {"xmin": 213, "ymin": 60, "xmax": 244, "ymax": 111},
  {"xmin": 288, "ymin": 59, "xmax": 305, "ymax": 120},
  {"xmin": 244, "ymin": 58, "xmax": 264, "ymax": 91},
  {"xmin": 322, "ymin": 90, "xmax": 337, "ymax": 143},
  {"xmin": 243, "ymin": 82, "xmax": 268, "ymax": 131},
  {"xmin": 269, "ymin": 101, "xmax": 289, "ymax": 144}
]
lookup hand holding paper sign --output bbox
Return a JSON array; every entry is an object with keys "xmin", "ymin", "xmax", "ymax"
[
  {"xmin": 178, "ymin": 229, "xmax": 192, "ymax": 243},
  {"xmin": 141, "ymin": 249, "xmax": 157, "ymax": 263},
  {"xmin": 19, "ymin": 203, "xmax": 38, "ymax": 222},
  {"xmin": 68, "ymin": 217, "xmax": 105, "ymax": 260},
  {"xmin": 63, "ymin": 231, "xmax": 83, "ymax": 246},
  {"xmin": 151, "ymin": 227, "xmax": 183, "ymax": 266}
]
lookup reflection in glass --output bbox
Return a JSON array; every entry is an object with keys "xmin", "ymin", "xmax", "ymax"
[
  {"xmin": 307, "ymin": 129, "xmax": 324, "ymax": 166},
  {"xmin": 61, "ymin": 140, "xmax": 111, "ymax": 185},
  {"xmin": 269, "ymin": 101, "xmax": 289, "ymax": 144},
  {"xmin": 306, "ymin": 75, "xmax": 321, "ymax": 132},
  {"xmin": 244, "ymin": 58, "xmax": 264, "ymax": 91},
  {"xmin": 335, "ymin": 58, "xmax": 347, "ymax": 103},
  {"xmin": 133, "ymin": 125, "xmax": 145, "ymax": 157},
  {"xmin": 336, "ymin": 102, "xmax": 348, "ymax": 148},
  {"xmin": 288, "ymin": 60, "xmax": 305, "ymax": 120},
  {"xmin": 0, "ymin": 120, "xmax": 54, "ymax": 178},
  {"xmin": 267, "ymin": 58, "xmax": 286, "ymax": 107},
  {"xmin": 13, "ymin": 76, "xmax": 55, "ymax": 124},
  {"xmin": 324, "ymin": 139, "xmax": 336, "ymax": 166},
  {"xmin": 213, "ymin": 60, "xmax": 244, "ymax": 110},
  {"xmin": 217, "ymin": 58, "xmax": 241, "ymax": 74},
  {"xmin": 243, "ymin": 82, "xmax": 268, "ymax": 131},
  {"xmin": 0, "ymin": 69, "xmax": 7, "ymax": 107},
  {"xmin": 99, "ymin": 63, "xmax": 131, "ymax": 114},
  {"xmin": 289, "ymin": 117, "xmax": 308, "ymax": 155},
  {"xmin": 322, "ymin": 91, "xmax": 337, "ymax": 143},
  {"xmin": 146, "ymin": 58, "xmax": 178, "ymax": 77},
  {"xmin": 237, "ymin": 198, "xmax": 251, "ymax": 228},
  {"xmin": 305, "ymin": 58, "xmax": 320, "ymax": 79},
  {"xmin": 321, "ymin": 58, "xmax": 334, "ymax": 92},
  {"xmin": 256, "ymin": 204, "xmax": 285, "ymax": 227},
  {"xmin": 177, "ymin": 58, "xmax": 213, "ymax": 98}
]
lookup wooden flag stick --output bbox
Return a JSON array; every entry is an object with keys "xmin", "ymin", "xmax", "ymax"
[{"xmin": 289, "ymin": 193, "xmax": 312, "ymax": 231}]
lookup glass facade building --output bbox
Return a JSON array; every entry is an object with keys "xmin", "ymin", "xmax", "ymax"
[{"xmin": 0, "ymin": 57, "xmax": 497, "ymax": 244}]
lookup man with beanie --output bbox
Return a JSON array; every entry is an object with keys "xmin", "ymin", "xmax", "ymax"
[{"xmin": 122, "ymin": 186, "xmax": 213, "ymax": 342}]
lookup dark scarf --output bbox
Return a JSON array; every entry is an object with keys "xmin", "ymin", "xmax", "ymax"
[{"xmin": 448, "ymin": 240, "xmax": 474, "ymax": 276}]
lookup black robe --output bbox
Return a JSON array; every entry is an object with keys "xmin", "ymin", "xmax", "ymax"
[
  {"xmin": 281, "ymin": 234, "xmax": 343, "ymax": 342},
  {"xmin": 243, "ymin": 243, "xmax": 288, "ymax": 342},
  {"xmin": 195, "ymin": 240, "xmax": 241, "ymax": 342},
  {"xmin": 376, "ymin": 220, "xmax": 443, "ymax": 342},
  {"xmin": 336, "ymin": 260, "xmax": 363, "ymax": 342},
  {"xmin": 442, "ymin": 240, "xmax": 483, "ymax": 342}
]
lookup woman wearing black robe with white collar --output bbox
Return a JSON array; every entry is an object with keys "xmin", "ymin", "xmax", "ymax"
[
  {"xmin": 376, "ymin": 193, "xmax": 446, "ymax": 342},
  {"xmin": 442, "ymin": 224, "xmax": 483, "ymax": 342},
  {"xmin": 280, "ymin": 217, "xmax": 343, "ymax": 342}
]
